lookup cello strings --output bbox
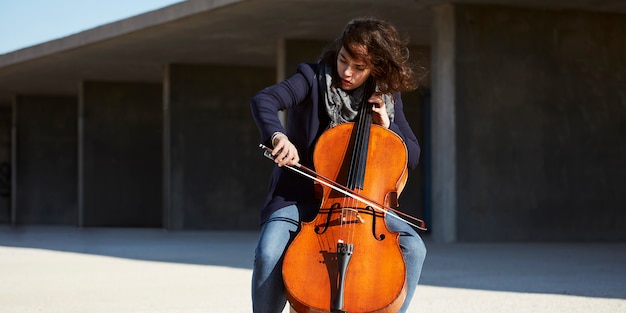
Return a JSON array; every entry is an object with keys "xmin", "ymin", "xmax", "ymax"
[
  {"xmin": 348, "ymin": 77, "xmax": 375, "ymax": 244},
  {"xmin": 260, "ymin": 143, "xmax": 427, "ymax": 230}
]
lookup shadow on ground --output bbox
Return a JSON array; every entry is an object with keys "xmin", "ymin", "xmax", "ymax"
[
  {"xmin": 0, "ymin": 226, "xmax": 257, "ymax": 268},
  {"xmin": 1, "ymin": 225, "xmax": 625, "ymax": 299}
]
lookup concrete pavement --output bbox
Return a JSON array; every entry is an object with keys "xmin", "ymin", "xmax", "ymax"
[{"xmin": 1, "ymin": 226, "xmax": 625, "ymax": 313}]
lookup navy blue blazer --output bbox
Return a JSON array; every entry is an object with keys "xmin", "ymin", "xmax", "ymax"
[{"xmin": 251, "ymin": 62, "xmax": 420, "ymax": 224}]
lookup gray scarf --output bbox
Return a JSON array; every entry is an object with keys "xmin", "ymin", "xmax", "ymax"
[{"xmin": 318, "ymin": 63, "xmax": 394, "ymax": 128}]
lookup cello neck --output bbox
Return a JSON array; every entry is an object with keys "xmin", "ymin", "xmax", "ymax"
[{"xmin": 347, "ymin": 77, "xmax": 376, "ymax": 190}]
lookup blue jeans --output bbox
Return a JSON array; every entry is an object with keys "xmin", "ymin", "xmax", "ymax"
[{"xmin": 251, "ymin": 203, "xmax": 427, "ymax": 313}]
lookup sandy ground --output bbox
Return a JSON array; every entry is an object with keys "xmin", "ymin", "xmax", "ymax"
[{"xmin": 1, "ymin": 226, "xmax": 625, "ymax": 313}]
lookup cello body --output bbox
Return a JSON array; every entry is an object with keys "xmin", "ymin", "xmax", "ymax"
[{"xmin": 282, "ymin": 119, "xmax": 409, "ymax": 313}]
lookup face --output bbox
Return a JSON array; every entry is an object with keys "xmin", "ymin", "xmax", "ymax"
[{"xmin": 336, "ymin": 46, "xmax": 372, "ymax": 91}]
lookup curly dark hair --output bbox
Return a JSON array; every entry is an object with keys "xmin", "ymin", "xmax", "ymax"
[{"xmin": 320, "ymin": 17, "xmax": 419, "ymax": 94}]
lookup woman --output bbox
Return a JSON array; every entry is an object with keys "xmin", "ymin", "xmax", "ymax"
[{"xmin": 250, "ymin": 17, "xmax": 427, "ymax": 313}]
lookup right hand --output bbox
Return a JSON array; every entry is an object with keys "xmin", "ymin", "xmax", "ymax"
[{"xmin": 271, "ymin": 133, "xmax": 300, "ymax": 167}]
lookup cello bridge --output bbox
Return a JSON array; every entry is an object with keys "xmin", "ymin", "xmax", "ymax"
[{"xmin": 341, "ymin": 207, "xmax": 365, "ymax": 224}]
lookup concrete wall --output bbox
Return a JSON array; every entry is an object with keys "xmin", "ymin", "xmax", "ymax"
[
  {"xmin": 164, "ymin": 64, "xmax": 275, "ymax": 230},
  {"xmin": 80, "ymin": 82, "xmax": 162, "ymax": 227},
  {"xmin": 432, "ymin": 4, "xmax": 626, "ymax": 241},
  {"xmin": 0, "ymin": 105, "xmax": 12, "ymax": 223},
  {"xmin": 13, "ymin": 96, "xmax": 77, "ymax": 224}
]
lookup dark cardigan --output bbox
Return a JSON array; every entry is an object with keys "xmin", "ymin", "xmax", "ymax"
[{"xmin": 250, "ymin": 62, "xmax": 421, "ymax": 224}]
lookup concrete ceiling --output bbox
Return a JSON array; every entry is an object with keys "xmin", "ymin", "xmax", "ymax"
[{"xmin": 1, "ymin": 0, "xmax": 626, "ymax": 104}]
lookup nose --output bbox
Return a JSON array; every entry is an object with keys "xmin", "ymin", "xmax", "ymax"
[{"xmin": 342, "ymin": 66, "xmax": 352, "ymax": 78}]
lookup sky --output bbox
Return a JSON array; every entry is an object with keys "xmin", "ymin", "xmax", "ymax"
[{"xmin": 0, "ymin": 0, "xmax": 184, "ymax": 54}]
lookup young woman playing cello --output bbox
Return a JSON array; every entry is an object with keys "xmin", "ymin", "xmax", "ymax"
[{"xmin": 250, "ymin": 17, "xmax": 427, "ymax": 313}]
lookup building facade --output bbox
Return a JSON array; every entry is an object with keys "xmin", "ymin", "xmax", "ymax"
[{"xmin": 0, "ymin": 0, "xmax": 625, "ymax": 242}]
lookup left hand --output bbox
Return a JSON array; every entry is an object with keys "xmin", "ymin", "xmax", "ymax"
[{"xmin": 369, "ymin": 93, "xmax": 390, "ymax": 128}]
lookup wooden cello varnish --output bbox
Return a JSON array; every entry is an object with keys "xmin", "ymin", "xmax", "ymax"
[{"xmin": 282, "ymin": 78, "xmax": 408, "ymax": 313}]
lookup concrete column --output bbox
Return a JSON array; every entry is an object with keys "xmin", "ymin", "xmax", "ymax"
[
  {"xmin": 79, "ymin": 82, "xmax": 162, "ymax": 227},
  {"xmin": 0, "ymin": 105, "xmax": 12, "ymax": 223},
  {"xmin": 276, "ymin": 39, "xmax": 329, "ymax": 126},
  {"xmin": 163, "ymin": 64, "xmax": 274, "ymax": 230},
  {"xmin": 282, "ymin": 39, "xmax": 328, "ymax": 77},
  {"xmin": 12, "ymin": 95, "xmax": 77, "ymax": 225},
  {"xmin": 431, "ymin": 4, "xmax": 458, "ymax": 242}
]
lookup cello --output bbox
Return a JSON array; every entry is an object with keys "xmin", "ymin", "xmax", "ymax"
[{"xmin": 260, "ymin": 77, "xmax": 425, "ymax": 313}]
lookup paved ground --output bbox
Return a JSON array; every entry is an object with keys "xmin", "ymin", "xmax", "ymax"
[{"xmin": 1, "ymin": 226, "xmax": 625, "ymax": 313}]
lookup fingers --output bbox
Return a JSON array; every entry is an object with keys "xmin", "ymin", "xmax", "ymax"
[
  {"xmin": 368, "ymin": 94, "xmax": 390, "ymax": 129},
  {"xmin": 369, "ymin": 93, "xmax": 385, "ymax": 108},
  {"xmin": 271, "ymin": 134, "xmax": 300, "ymax": 167}
]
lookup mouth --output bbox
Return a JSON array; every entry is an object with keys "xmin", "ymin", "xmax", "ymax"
[{"xmin": 341, "ymin": 79, "xmax": 352, "ymax": 86}]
